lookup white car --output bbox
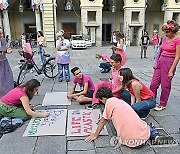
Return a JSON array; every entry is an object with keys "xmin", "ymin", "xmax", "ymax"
[{"xmin": 70, "ymin": 35, "xmax": 87, "ymax": 49}]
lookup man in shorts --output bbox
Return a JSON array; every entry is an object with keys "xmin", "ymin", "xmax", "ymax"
[{"xmin": 67, "ymin": 67, "xmax": 95, "ymax": 104}]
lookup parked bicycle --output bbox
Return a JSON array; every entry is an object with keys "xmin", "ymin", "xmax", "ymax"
[{"xmin": 17, "ymin": 51, "xmax": 58, "ymax": 85}]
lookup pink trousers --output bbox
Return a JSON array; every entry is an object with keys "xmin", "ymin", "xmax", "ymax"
[{"xmin": 150, "ymin": 55, "xmax": 175, "ymax": 107}]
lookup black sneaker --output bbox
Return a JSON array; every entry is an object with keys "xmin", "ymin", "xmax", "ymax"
[
  {"xmin": 87, "ymin": 104, "xmax": 100, "ymax": 110},
  {"xmin": 106, "ymin": 68, "xmax": 111, "ymax": 73},
  {"xmin": 141, "ymin": 110, "xmax": 150, "ymax": 120}
]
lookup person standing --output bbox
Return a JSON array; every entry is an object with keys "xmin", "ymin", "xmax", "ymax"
[
  {"xmin": 110, "ymin": 31, "xmax": 117, "ymax": 54},
  {"xmin": 140, "ymin": 31, "xmax": 150, "ymax": 59},
  {"xmin": 0, "ymin": 27, "xmax": 14, "ymax": 99},
  {"xmin": 37, "ymin": 31, "xmax": 46, "ymax": 64},
  {"xmin": 152, "ymin": 30, "xmax": 161, "ymax": 59},
  {"xmin": 56, "ymin": 30, "xmax": 71, "ymax": 82},
  {"xmin": 150, "ymin": 20, "xmax": 180, "ymax": 111}
]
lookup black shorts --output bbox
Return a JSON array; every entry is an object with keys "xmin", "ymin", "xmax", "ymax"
[{"xmin": 84, "ymin": 90, "xmax": 94, "ymax": 98}]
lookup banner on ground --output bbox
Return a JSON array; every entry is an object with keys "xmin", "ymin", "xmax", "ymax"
[
  {"xmin": 67, "ymin": 109, "xmax": 108, "ymax": 136},
  {"xmin": 42, "ymin": 92, "xmax": 71, "ymax": 106},
  {"xmin": 23, "ymin": 109, "xmax": 67, "ymax": 137}
]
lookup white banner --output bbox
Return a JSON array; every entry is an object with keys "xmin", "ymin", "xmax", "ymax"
[
  {"xmin": 67, "ymin": 109, "xmax": 108, "ymax": 136},
  {"xmin": 23, "ymin": 109, "xmax": 67, "ymax": 136},
  {"xmin": 42, "ymin": 92, "xmax": 71, "ymax": 106}
]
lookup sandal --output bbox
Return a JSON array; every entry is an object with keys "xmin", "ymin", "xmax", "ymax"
[{"xmin": 154, "ymin": 106, "xmax": 166, "ymax": 111}]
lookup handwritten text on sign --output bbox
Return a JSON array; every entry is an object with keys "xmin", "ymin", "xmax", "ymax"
[
  {"xmin": 67, "ymin": 109, "xmax": 108, "ymax": 136},
  {"xmin": 23, "ymin": 109, "xmax": 67, "ymax": 137}
]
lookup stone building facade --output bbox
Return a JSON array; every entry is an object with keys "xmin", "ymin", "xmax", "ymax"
[{"xmin": 0, "ymin": 0, "xmax": 180, "ymax": 47}]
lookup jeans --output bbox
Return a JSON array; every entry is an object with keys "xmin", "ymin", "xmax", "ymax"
[
  {"xmin": 99, "ymin": 62, "xmax": 111, "ymax": 71},
  {"xmin": 120, "ymin": 90, "xmax": 156, "ymax": 118},
  {"xmin": 57, "ymin": 63, "xmax": 70, "ymax": 81},
  {"xmin": 38, "ymin": 45, "xmax": 46, "ymax": 64},
  {"xmin": 141, "ymin": 45, "xmax": 147, "ymax": 58},
  {"xmin": 153, "ymin": 45, "xmax": 159, "ymax": 59},
  {"xmin": 132, "ymin": 98, "xmax": 156, "ymax": 118},
  {"xmin": 120, "ymin": 89, "xmax": 131, "ymax": 105}
]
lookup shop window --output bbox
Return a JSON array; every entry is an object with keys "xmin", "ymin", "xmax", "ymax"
[
  {"xmin": 131, "ymin": 12, "xmax": 140, "ymax": 23},
  {"xmin": 25, "ymin": 0, "xmax": 32, "ymax": 9},
  {"xmin": 173, "ymin": 13, "xmax": 179, "ymax": 21},
  {"xmin": 88, "ymin": 11, "xmax": 96, "ymax": 22}
]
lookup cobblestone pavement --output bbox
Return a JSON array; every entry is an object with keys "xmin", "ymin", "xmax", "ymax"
[{"xmin": 0, "ymin": 45, "xmax": 180, "ymax": 154}]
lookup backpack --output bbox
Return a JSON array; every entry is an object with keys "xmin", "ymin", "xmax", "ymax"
[{"xmin": 0, "ymin": 117, "xmax": 23, "ymax": 138}]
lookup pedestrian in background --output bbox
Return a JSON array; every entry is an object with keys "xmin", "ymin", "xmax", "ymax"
[
  {"xmin": 56, "ymin": 30, "xmax": 71, "ymax": 82},
  {"xmin": 37, "ymin": 31, "xmax": 46, "ymax": 65},
  {"xmin": 152, "ymin": 30, "xmax": 161, "ymax": 60},
  {"xmin": 0, "ymin": 27, "xmax": 14, "ymax": 98},
  {"xmin": 110, "ymin": 31, "xmax": 117, "ymax": 54},
  {"xmin": 150, "ymin": 20, "xmax": 180, "ymax": 111},
  {"xmin": 140, "ymin": 31, "xmax": 150, "ymax": 59}
]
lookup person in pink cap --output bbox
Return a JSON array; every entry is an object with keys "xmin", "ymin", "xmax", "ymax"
[{"xmin": 150, "ymin": 20, "xmax": 180, "ymax": 111}]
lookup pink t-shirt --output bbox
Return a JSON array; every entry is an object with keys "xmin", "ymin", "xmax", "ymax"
[
  {"xmin": 73, "ymin": 74, "xmax": 95, "ymax": 91},
  {"xmin": 152, "ymin": 34, "xmax": 160, "ymax": 45},
  {"xmin": 103, "ymin": 97, "xmax": 150, "ymax": 147},
  {"xmin": 0, "ymin": 88, "xmax": 27, "ymax": 106},
  {"xmin": 101, "ymin": 54, "xmax": 111, "ymax": 62},
  {"xmin": 161, "ymin": 37, "xmax": 180, "ymax": 57},
  {"xmin": 111, "ymin": 69, "xmax": 122, "ymax": 98}
]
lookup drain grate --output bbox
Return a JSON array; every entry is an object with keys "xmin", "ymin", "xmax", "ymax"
[{"xmin": 149, "ymin": 128, "xmax": 179, "ymax": 148}]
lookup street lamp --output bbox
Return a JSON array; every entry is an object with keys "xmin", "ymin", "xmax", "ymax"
[
  {"xmin": 19, "ymin": 0, "xmax": 24, "ymax": 13},
  {"xmin": 112, "ymin": 0, "xmax": 116, "ymax": 13},
  {"xmin": 161, "ymin": 0, "xmax": 167, "ymax": 12},
  {"xmin": 65, "ymin": 1, "xmax": 72, "ymax": 11}
]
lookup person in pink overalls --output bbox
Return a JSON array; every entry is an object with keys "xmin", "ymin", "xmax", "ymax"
[{"xmin": 150, "ymin": 20, "xmax": 180, "ymax": 111}]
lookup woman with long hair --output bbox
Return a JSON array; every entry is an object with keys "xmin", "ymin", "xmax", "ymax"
[
  {"xmin": 150, "ymin": 20, "xmax": 180, "ymax": 111},
  {"xmin": 119, "ymin": 68, "xmax": 156, "ymax": 119},
  {"xmin": 0, "ymin": 79, "xmax": 49, "ymax": 121},
  {"xmin": 111, "ymin": 31, "xmax": 126, "ymax": 66}
]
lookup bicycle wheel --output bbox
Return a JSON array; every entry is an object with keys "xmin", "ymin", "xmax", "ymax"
[
  {"xmin": 17, "ymin": 61, "xmax": 30, "ymax": 85},
  {"xmin": 44, "ymin": 57, "xmax": 58, "ymax": 78}
]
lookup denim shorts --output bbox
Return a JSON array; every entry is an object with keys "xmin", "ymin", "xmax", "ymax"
[{"xmin": 84, "ymin": 90, "xmax": 94, "ymax": 98}]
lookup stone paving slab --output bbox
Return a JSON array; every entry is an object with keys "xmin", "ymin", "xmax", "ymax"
[
  {"xmin": 67, "ymin": 140, "xmax": 94, "ymax": 151},
  {"xmin": 33, "ymin": 136, "xmax": 66, "ymax": 154},
  {"xmin": 95, "ymin": 147, "xmax": 122, "ymax": 153},
  {"xmin": 67, "ymin": 150, "xmax": 96, "ymax": 154},
  {"xmin": 154, "ymin": 146, "xmax": 180, "ymax": 154}
]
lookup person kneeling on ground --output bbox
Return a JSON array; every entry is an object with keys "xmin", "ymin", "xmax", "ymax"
[
  {"xmin": 0, "ymin": 79, "xmax": 49, "ymax": 121},
  {"xmin": 95, "ymin": 54, "xmax": 112, "ymax": 73},
  {"xmin": 67, "ymin": 67, "xmax": 95, "ymax": 104},
  {"xmin": 85, "ymin": 87, "xmax": 168, "ymax": 148},
  {"xmin": 119, "ymin": 68, "xmax": 156, "ymax": 119}
]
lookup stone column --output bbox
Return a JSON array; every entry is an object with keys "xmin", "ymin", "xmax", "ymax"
[
  {"xmin": 164, "ymin": 10, "xmax": 173, "ymax": 22},
  {"xmin": 0, "ymin": 11, "xmax": 3, "ymax": 28},
  {"xmin": 35, "ymin": 10, "xmax": 42, "ymax": 31},
  {"xmin": 2, "ymin": 10, "xmax": 11, "ymax": 39},
  {"xmin": 123, "ymin": 8, "xmax": 131, "ymax": 46},
  {"xmin": 96, "ymin": 8, "xmax": 102, "ymax": 47},
  {"xmin": 81, "ymin": 8, "xmax": 88, "ymax": 37}
]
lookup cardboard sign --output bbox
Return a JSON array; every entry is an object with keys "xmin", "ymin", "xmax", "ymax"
[
  {"xmin": 67, "ymin": 109, "xmax": 108, "ymax": 136},
  {"xmin": 23, "ymin": 109, "xmax": 67, "ymax": 136},
  {"xmin": 42, "ymin": 92, "xmax": 71, "ymax": 106}
]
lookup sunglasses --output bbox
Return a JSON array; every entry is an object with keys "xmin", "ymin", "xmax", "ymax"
[{"xmin": 163, "ymin": 29, "xmax": 171, "ymax": 33}]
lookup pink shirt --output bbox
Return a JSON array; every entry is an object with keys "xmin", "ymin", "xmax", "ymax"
[
  {"xmin": 111, "ymin": 69, "xmax": 122, "ymax": 98},
  {"xmin": 101, "ymin": 54, "xmax": 111, "ymax": 62},
  {"xmin": 161, "ymin": 37, "xmax": 180, "ymax": 57},
  {"xmin": 152, "ymin": 34, "xmax": 160, "ymax": 45},
  {"xmin": 0, "ymin": 88, "xmax": 27, "ymax": 106},
  {"xmin": 73, "ymin": 74, "xmax": 95, "ymax": 91},
  {"xmin": 103, "ymin": 97, "xmax": 150, "ymax": 147}
]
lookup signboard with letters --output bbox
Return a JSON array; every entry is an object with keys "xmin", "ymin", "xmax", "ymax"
[
  {"xmin": 67, "ymin": 109, "xmax": 108, "ymax": 136},
  {"xmin": 23, "ymin": 109, "xmax": 67, "ymax": 136}
]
